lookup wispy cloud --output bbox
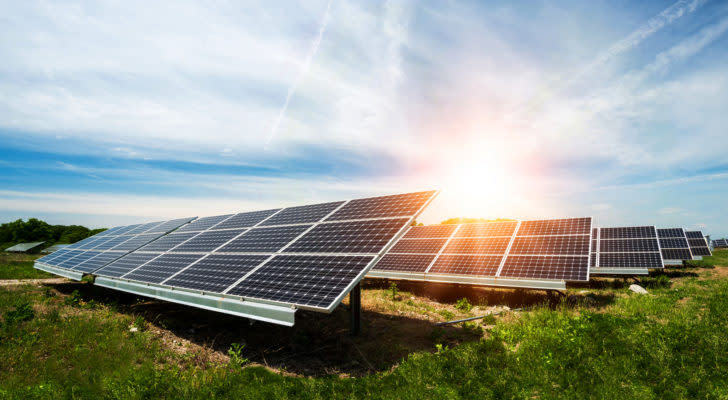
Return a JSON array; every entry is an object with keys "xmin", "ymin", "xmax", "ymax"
[{"xmin": 266, "ymin": 0, "xmax": 334, "ymax": 147}]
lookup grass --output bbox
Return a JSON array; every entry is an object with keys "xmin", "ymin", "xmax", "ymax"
[
  {"xmin": 0, "ymin": 251, "xmax": 727, "ymax": 398},
  {"xmin": 0, "ymin": 253, "xmax": 52, "ymax": 279}
]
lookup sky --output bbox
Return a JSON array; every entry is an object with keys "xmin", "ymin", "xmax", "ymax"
[{"xmin": 1, "ymin": 0, "xmax": 727, "ymax": 238}]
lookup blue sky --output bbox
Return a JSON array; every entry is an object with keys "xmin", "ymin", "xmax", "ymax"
[{"xmin": 1, "ymin": 0, "xmax": 727, "ymax": 238}]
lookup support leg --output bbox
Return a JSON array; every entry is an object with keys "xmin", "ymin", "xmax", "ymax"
[{"xmin": 350, "ymin": 283, "xmax": 361, "ymax": 336}]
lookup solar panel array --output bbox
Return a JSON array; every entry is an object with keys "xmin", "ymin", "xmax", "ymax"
[
  {"xmin": 34, "ymin": 218, "xmax": 195, "ymax": 275},
  {"xmin": 685, "ymin": 230, "xmax": 712, "ymax": 257},
  {"xmin": 657, "ymin": 228, "xmax": 693, "ymax": 262},
  {"xmin": 370, "ymin": 217, "xmax": 592, "ymax": 288},
  {"xmin": 714, "ymin": 239, "xmax": 728, "ymax": 248},
  {"xmin": 590, "ymin": 226, "xmax": 663, "ymax": 274},
  {"xmin": 93, "ymin": 191, "xmax": 437, "ymax": 312}
]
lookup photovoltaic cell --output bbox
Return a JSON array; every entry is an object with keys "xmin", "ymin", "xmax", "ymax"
[
  {"xmin": 217, "ymin": 225, "xmax": 310, "ymax": 253},
  {"xmin": 599, "ymin": 239, "xmax": 659, "ymax": 252},
  {"xmin": 428, "ymin": 255, "xmax": 502, "ymax": 276},
  {"xmin": 600, "ymin": 226, "xmax": 657, "ymax": 239},
  {"xmin": 658, "ymin": 228, "xmax": 684, "ymax": 238},
  {"xmin": 164, "ymin": 254, "xmax": 269, "ymax": 292},
  {"xmin": 95, "ymin": 253, "xmax": 162, "ymax": 278},
  {"xmin": 73, "ymin": 252, "xmax": 125, "ymax": 272},
  {"xmin": 147, "ymin": 217, "xmax": 195, "ymax": 233},
  {"xmin": 499, "ymin": 255, "xmax": 588, "ymax": 280},
  {"xmin": 325, "ymin": 191, "xmax": 436, "ymax": 221},
  {"xmin": 139, "ymin": 232, "xmax": 200, "ymax": 252},
  {"xmin": 659, "ymin": 238, "xmax": 689, "ymax": 249},
  {"xmin": 227, "ymin": 255, "xmax": 374, "ymax": 308},
  {"xmin": 211, "ymin": 209, "xmax": 281, "ymax": 230},
  {"xmin": 442, "ymin": 237, "xmax": 511, "ymax": 254},
  {"xmin": 517, "ymin": 218, "xmax": 591, "ymax": 236},
  {"xmin": 123, "ymin": 253, "xmax": 205, "ymax": 284},
  {"xmin": 175, "ymin": 214, "xmax": 234, "ymax": 233},
  {"xmin": 389, "ymin": 239, "xmax": 448, "ymax": 254},
  {"xmin": 509, "ymin": 236, "xmax": 590, "ymax": 255},
  {"xmin": 662, "ymin": 249, "xmax": 692, "ymax": 260},
  {"xmin": 454, "ymin": 222, "xmax": 517, "ymax": 237},
  {"xmin": 597, "ymin": 253, "xmax": 663, "ymax": 269},
  {"xmin": 404, "ymin": 225, "xmax": 457, "ymax": 238},
  {"xmin": 110, "ymin": 234, "xmax": 161, "ymax": 251},
  {"xmin": 283, "ymin": 219, "xmax": 409, "ymax": 254},
  {"xmin": 260, "ymin": 201, "xmax": 344, "ymax": 226},
  {"xmin": 685, "ymin": 231, "xmax": 704, "ymax": 239},
  {"xmin": 371, "ymin": 254, "xmax": 436, "ymax": 273},
  {"xmin": 171, "ymin": 229, "xmax": 246, "ymax": 253}
]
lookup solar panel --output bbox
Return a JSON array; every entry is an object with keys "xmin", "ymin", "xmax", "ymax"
[
  {"xmin": 211, "ymin": 209, "xmax": 281, "ymax": 230},
  {"xmin": 404, "ymin": 225, "xmax": 457, "ymax": 238},
  {"xmin": 389, "ymin": 238, "xmax": 448, "ymax": 254},
  {"xmin": 122, "ymin": 253, "xmax": 206, "ymax": 284},
  {"xmin": 454, "ymin": 221, "xmax": 518, "ymax": 237},
  {"xmin": 226, "ymin": 255, "xmax": 375, "ymax": 309},
  {"xmin": 34, "ymin": 217, "xmax": 195, "ymax": 279},
  {"xmin": 657, "ymin": 228, "xmax": 693, "ymax": 262},
  {"xmin": 175, "ymin": 214, "xmax": 234, "ymax": 233},
  {"xmin": 95, "ymin": 253, "xmax": 162, "ymax": 278},
  {"xmin": 685, "ymin": 230, "xmax": 712, "ymax": 257},
  {"xmin": 499, "ymin": 255, "xmax": 588, "ymax": 281},
  {"xmin": 171, "ymin": 229, "xmax": 247, "ymax": 253},
  {"xmin": 590, "ymin": 226, "xmax": 663, "ymax": 274},
  {"xmin": 73, "ymin": 252, "xmax": 125, "ymax": 273},
  {"xmin": 325, "ymin": 191, "xmax": 436, "ymax": 221},
  {"xmin": 428, "ymin": 255, "xmax": 502, "ymax": 276},
  {"xmin": 283, "ymin": 219, "xmax": 409, "ymax": 253},
  {"xmin": 218, "ymin": 225, "xmax": 310, "ymax": 253},
  {"xmin": 163, "ymin": 254, "xmax": 269, "ymax": 292},
  {"xmin": 372, "ymin": 254, "xmax": 436, "ymax": 273},
  {"xmin": 443, "ymin": 237, "xmax": 512, "ymax": 254},
  {"xmin": 370, "ymin": 217, "xmax": 593, "ymax": 289},
  {"xmin": 91, "ymin": 190, "xmax": 438, "ymax": 326},
  {"xmin": 259, "ymin": 201, "xmax": 345, "ymax": 226},
  {"xmin": 597, "ymin": 253, "xmax": 663, "ymax": 269},
  {"xmin": 138, "ymin": 232, "xmax": 200, "ymax": 252}
]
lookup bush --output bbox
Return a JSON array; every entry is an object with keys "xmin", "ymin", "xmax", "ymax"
[
  {"xmin": 455, "ymin": 298, "xmax": 472, "ymax": 313},
  {"xmin": 4, "ymin": 301, "xmax": 35, "ymax": 325}
]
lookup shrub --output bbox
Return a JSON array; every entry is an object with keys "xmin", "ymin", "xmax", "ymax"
[
  {"xmin": 455, "ymin": 298, "xmax": 472, "ymax": 313},
  {"xmin": 4, "ymin": 301, "xmax": 35, "ymax": 325}
]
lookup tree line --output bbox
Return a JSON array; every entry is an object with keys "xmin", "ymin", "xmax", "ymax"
[{"xmin": 0, "ymin": 218, "xmax": 106, "ymax": 245}]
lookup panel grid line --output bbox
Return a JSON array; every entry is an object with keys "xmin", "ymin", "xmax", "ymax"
[{"xmin": 424, "ymin": 224, "xmax": 462, "ymax": 274}]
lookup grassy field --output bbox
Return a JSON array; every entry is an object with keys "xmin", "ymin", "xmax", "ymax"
[
  {"xmin": 1, "ymin": 251, "xmax": 728, "ymax": 398},
  {"xmin": 0, "ymin": 253, "xmax": 52, "ymax": 280}
]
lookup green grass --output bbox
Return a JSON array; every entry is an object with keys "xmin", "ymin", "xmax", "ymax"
[
  {"xmin": 0, "ymin": 253, "xmax": 52, "ymax": 280},
  {"xmin": 1, "ymin": 251, "xmax": 728, "ymax": 398}
]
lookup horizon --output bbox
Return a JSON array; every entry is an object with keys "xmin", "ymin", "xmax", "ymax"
[{"xmin": 1, "ymin": 0, "xmax": 727, "ymax": 237}]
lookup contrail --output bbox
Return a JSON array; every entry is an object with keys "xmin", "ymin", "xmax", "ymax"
[{"xmin": 265, "ymin": 0, "xmax": 334, "ymax": 147}]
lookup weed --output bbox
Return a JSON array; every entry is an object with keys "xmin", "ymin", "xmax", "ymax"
[
  {"xmin": 389, "ymin": 282, "xmax": 398, "ymax": 301},
  {"xmin": 133, "ymin": 315, "xmax": 146, "ymax": 331},
  {"xmin": 227, "ymin": 343, "xmax": 249, "ymax": 367},
  {"xmin": 455, "ymin": 297, "xmax": 472, "ymax": 313},
  {"xmin": 640, "ymin": 274, "xmax": 671, "ymax": 289},
  {"xmin": 434, "ymin": 343, "xmax": 449, "ymax": 354},
  {"xmin": 462, "ymin": 322, "xmax": 483, "ymax": 336},
  {"xmin": 481, "ymin": 314, "xmax": 497, "ymax": 325},
  {"xmin": 437, "ymin": 309, "xmax": 454, "ymax": 320},
  {"xmin": 64, "ymin": 290, "xmax": 82, "ymax": 307},
  {"xmin": 4, "ymin": 301, "xmax": 35, "ymax": 325}
]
